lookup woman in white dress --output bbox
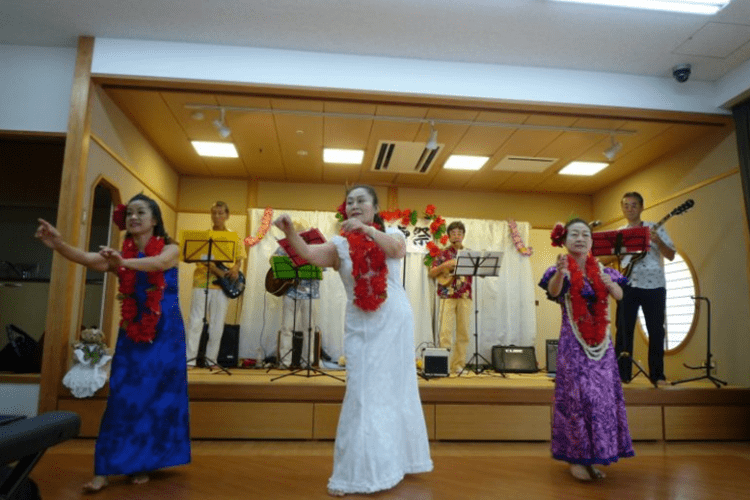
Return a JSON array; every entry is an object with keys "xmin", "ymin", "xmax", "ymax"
[{"xmin": 273, "ymin": 185, "xmax": 433, "ymax": 496}]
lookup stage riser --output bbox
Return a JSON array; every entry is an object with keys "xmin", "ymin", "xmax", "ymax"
[{"xmin": 57, "ymin": 399, "xmax": 750, "ymax": 441}]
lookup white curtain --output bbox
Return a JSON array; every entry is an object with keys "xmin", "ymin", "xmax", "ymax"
[{"xmin": 239, "ymin": 209, "xmax": 536, "ymax": 365}]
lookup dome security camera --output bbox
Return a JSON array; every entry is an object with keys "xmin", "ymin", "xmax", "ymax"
[{"xmin": 672, "ymin": 64, "xmax": 692, "ymax": 83}]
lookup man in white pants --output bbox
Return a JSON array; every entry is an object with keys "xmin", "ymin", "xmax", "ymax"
[{"xmin": 186, "ymin": 201, "xmax": 245, "ymax": 369}]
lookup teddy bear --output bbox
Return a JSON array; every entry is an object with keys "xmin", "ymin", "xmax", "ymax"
[{"xmin": 62, "ymin": 327, "xmax": 112, "ymax": 398}]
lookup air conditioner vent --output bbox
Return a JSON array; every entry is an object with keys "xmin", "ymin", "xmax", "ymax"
[
  {"xmin": 493, "ymin": 155, "xmax": 558, "ymax": 173},
  {"xmin": 371, "ymin": 140, "xmax": 442, "ymax": 174}
]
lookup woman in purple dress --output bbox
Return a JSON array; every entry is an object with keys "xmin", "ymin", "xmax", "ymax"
[{"xmin": 539, "ymin": 218, "xmax": 634, "ymax": 481}]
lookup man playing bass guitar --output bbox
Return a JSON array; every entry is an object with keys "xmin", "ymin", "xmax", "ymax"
[
  {"xmin": 428, "ymin": 221, "xmax": 472, "ymax": 375},
  {"xmin": 615, "ymin": 192, "xmax": 675, "ymax": 386},
  {"xmin": 186, "ymin": 201, "xmax": 246, "ymax": 369}
]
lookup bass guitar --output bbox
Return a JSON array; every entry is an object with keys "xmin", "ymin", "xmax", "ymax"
[
  {"xmin": 213, "ymin": 262, "xmax": 246, "ymax": 299},
  {"xmin": 621, "ymin": 199, "xmax": 694, "ymax": 278}
]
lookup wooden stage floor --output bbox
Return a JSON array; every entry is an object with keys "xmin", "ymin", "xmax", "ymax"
[
  {"xmin": 31, "ymin": 439, "xmax": 750, "ymax": 500},
  {"xmin": 58, "ymin": 367, "xmax": 750, "ymax": 442}
]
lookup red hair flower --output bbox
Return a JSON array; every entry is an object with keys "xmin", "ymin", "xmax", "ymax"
[
  {"xmin": 112, "ymin": 204, "xmax": 127, "ymax": 231},
  {"xmin": 335, "ymin": 201, "xmax": 348, "ymax": 222},
  {"xmin": 550, "ymin": 223, "xmax": 567, "ymax": 247}
]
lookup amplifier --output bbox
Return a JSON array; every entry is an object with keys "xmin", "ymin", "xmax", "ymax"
[
  {"xmin": 546, "ymin": 339, "xmax": 559, "ymax": 374},
  {"xmin": 423, "ymin": 348, "xmax": 449, "ymax": 377},
  {"xmin": 491, "ymin": 345, "xmax": 538, "ymax": 373}
]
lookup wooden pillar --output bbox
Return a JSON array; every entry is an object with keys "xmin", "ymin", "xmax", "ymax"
[
  {"xmin": 38, "ymin": 36, "xmax": 94, "ymax": 413},
  {"xmin": 387, "ymin": 185, "xmax": 399, "ymax": 211}
]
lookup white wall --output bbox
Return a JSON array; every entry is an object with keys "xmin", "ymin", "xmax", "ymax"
[
  {"xmin": 0, "ymin": 45, "xmax": 76, "ymax": 133},
  {"xmin": 92, "ymin": 38, "xmax": 726, "ymax": 115}
]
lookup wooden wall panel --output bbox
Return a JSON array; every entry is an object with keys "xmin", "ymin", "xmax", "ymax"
[
  {"xmin": 190, "ymin": 402, "xmax": 313, "ymax": 439},
  {"xmin": 57, "ymin": 399, "xmax": 105, "ymax": 437},
  {"xmin": 436, "ymin": 405, "xmax": 551, "ymax": 441},
  {"xmin": 626, "ymin": 406, "xmax": 663, "ymax": 441},
  {"xmin": 664, "ymin": 406, "xmax": 750, "ymax": 440}
]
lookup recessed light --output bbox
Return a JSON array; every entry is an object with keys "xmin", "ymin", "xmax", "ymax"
[
  {"xmin": 191, "ymin": 141, "xmax": 238, "ymax": 158},
  {"xmin": 549, "ymin": 0, "xmax": 730, "ymax": 15},
  {"xmin": 444, "ymin": 155, "xmax": 489, "ymax": 171},
  {"xmin": 323, "ymin": 148, "xmax": 364, "ymax": 164},
  {"xmin": 558, "ymin": 161, "xmax": 609, "ymax": 176},
  {"xmin": 191, "ymin": 111, "xmax": 204, "ymax": 121},
  {"xmin": 297, "ymin": 150, "xmax": 308, "ymax": 156}
]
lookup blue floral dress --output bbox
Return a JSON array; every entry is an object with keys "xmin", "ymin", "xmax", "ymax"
[
  {"xmin": 94, "ymin": 265, "xmax": 191, "ymax": 476},
  {"xmin": 539, "ymin": 266, "xmax": 634, "ymax": 466}
]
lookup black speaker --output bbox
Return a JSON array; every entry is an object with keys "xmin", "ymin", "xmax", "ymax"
[
  {"xmin": 218, "ymin": 324, "xmax": 240, "ymax": 368},
  {"xmin": 491, "ymin": 345, "xmax": 538, "ymax": 373},
  {"xmin": 546, "ymin": 339, "xmax": 559, "ymax": 374}
]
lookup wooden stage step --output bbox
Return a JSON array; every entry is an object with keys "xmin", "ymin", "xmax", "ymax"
[{"xmin": 58, "ymin": 368, "xmax": 750, "ymax": 442}]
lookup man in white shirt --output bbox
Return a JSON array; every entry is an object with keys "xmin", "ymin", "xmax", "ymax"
[{"xmin": 615, "ymin": 192, "xmax": 675, "ymax": 386}]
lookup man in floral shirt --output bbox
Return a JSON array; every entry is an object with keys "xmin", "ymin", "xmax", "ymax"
[{"xmin": 429, "ymin": 221, "xmax": 472, "ymax": 374}]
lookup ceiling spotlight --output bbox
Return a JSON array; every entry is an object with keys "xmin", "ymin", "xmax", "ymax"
[
  {"xmin": 212, "ymin": 108, "xmax": 231, "ymax": 139},
  {"xmin": 603, "ymin": 135, "xmax": 622, "ymax": 161},
  {"xmin": 425, "ymin": 121, "xmax": 438, "ymax": 151},
  {"xmin": 191, "ymin": 111, "xmax": 204, "ymax": 121}
]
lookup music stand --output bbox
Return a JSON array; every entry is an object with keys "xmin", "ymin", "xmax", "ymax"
[
  {"xmin": 271, "ymin": 231, "xmax": 344, "ymax": 383},
  {"xmin": 181, "ymin": 230, "xmax": 240, "ymax": 376},
  {"xmin": 593, "ymin": 228, "xmax": 652, "ymax": 384},
  {"xmin": 453, "ymin": 250, "xmax": 503, "ymax": 376},
  {"xmin": 672, "ymin": 296, "xmax": 727, "ymax": 388}
]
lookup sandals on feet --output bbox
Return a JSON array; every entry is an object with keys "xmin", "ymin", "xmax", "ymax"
[
  {"xmin": 585, "ymin": 465, "xmax": 606, "ymax": 480},
  {"xmin": 82, "ymin": 476, "xmax": 108, "ymax": 493},
  {"xmin": 327, "ymin": 488, "xmax": 346, "ymax": 497}
]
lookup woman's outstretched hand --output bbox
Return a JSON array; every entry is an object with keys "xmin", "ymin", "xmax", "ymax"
[
  {"xmin": 35, "ymin": 219, "xmax": 63, "ymax": 249},
  {"xmin": 273, "ymin": 214, "xmax": 294, "ymax": 235}
]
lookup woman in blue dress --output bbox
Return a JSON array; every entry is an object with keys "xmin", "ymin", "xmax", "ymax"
[
  {"xmin": 36, "ymin": 193, "xmax": 190, "ymax": 492},
  {"xmin": 539, "ymin": 218, "xmax": 634, "ymax": 481}
]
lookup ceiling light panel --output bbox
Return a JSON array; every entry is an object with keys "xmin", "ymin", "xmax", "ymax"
[
  {"xmin": 444, "ymin": 155, "xmax": 489, "ymax": 171},
  {"xmin": 559, "ymin": 161, "xmax": 609, "ymax": 176},
  {"xmin": 191, "ymin": 141, "xmax": 239, "ymax": 158},
  {"xmin": 323, "ymin": 148, "xmax": 364, "ymax": 164},
  {"xmin": 549, "ymin": 0, "xmax": 731, "ymax": 15}
]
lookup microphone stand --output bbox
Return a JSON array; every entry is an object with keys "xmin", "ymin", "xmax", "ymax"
[{"xmin": 672, "ymin": 296, "xmax": 726, "ymax": 388}]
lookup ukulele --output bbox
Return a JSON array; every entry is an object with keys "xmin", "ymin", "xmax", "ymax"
[{"xmin": 621, "ymin": 199, "xmax": 694, "ymax": 278}]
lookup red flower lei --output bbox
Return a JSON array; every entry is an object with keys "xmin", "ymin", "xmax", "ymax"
[
  {"xmin": 566, "ymin": 254, "xmax": 609, "ymax": 347},
  {"xmin": 344, "ymin": 225, "xmax": 388, "ymax": 312},
  {"xmin": 117, "ymin": 236, "xmax": 166, "ymax": 343}
]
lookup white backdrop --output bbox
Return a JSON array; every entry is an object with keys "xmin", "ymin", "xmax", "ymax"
[{"xmin": 239, "ymin": 209, "xmax": 536, "ymax": 364}]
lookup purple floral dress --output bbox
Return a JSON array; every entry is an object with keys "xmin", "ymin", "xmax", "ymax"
[{"xmin": 539, "ymin": 266, "xmax": 635, "ymax": 465}]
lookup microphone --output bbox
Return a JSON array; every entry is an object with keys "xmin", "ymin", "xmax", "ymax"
[{"xmin": 588, "ymin": 220, "xmax": 602, "ymax": 228}]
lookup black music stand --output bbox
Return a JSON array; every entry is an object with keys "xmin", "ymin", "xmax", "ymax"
[
  {"xmin": 593, "ymin": 227, "xmax": 652, "ymax": 384},
  {"xmin": 270, "ymin": 237, "xmax": 343, "ymax": 383},
  {"xmin": 182, "ymin": 230, "xmax": 240, "ymax": 376},
  {"xmin": 453, "ymin": 250, "xmax": 503, "ymax": 376},
  {"xmin": 672, "ymin": 296, "xmax": 727, "ymax": 388}
]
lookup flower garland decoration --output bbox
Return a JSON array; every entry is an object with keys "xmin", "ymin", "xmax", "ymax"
[
  {"xmin": 550, "ymin": 223, "xmax": 567, "ymax": 247},
  {"xmin": 378, "ymin": 205, "xmax": 448, "ymax": 267},
  {"xmin": 344, "ymin": 225, "xmax": 388, "ymax": 312},
  {"xmin": 566, "ymin": 254, "xmax": 610, "ymax": 349},
  {"xmin": 117, "ymin": 236, "xmax": 166, "ymax": 343},
  {"xmin": 244, "ymin": 207, "xmax": 274, "ymax": 248},
  {"xmin": 508, "ymin": 219, "xmax": 533, "ymax": 256}
]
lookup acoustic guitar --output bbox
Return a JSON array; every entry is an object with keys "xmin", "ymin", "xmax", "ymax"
[
  {"xmin": 212, "ymin": 262, "xmax": 246, "ymax": 299},
  {"xmin": 264, "ymin": 268, "xmax": 296, "ymax": 297},
  {"xmin": 621, "ymin": 199, "xmax": 694, "ymax": 278}
]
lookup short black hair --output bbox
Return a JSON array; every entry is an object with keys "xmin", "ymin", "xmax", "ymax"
[
  {"xmin": 447, "ymin": 221, "xmax": 465, "ymax": 234},
  {"xmin": 622, "ymin": 192, "xmax": 644, "ymax": 206}
]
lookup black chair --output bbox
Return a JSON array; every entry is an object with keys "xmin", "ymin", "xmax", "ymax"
[{"xmin": 0, "ymin": 411, "xmax": 80, "ymax": 500}]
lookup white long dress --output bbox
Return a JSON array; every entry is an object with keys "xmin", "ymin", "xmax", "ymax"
[{"xmin": 328, "ymin": 228, "xmax": 433, "ymax": 494}]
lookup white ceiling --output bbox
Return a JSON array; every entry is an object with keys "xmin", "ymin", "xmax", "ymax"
[{"xmin": 3, "ymin": 0, "xmax": 750, "ymax": 83}]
